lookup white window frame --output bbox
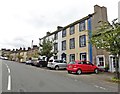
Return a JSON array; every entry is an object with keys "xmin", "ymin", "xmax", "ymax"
[
  {"xmin": 96, "ymin": 55, "xmax": 105, "ymax": 68},
  {"xmin": 109, "ymin": 55, "xmax": 116, "ymax": 72}
]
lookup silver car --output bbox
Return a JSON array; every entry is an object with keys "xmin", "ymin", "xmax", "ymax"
[{"xmin": 47, "ymin": 59, "xmax": 67, "ymax": 70}]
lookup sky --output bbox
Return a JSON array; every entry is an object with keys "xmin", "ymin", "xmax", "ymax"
[{"xmin": 0, "ymin": 0, "xmax": 119, "ymax": 50}]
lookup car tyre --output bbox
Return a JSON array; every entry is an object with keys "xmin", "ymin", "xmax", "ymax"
[
  {"xmin": 40, "ymin": 64, "xmax": 42, "ymax": 68},
  {"xmin": 76, "ymin": 69, "xmax": 82, "ymax": 75},
  {"xmin": 55, "ymin": 66, "xmax": 59, "ymax": 70},
  {"xmin": 68, "ymin": 71, "xmax": 72, "ymax": 74},
  {"xmin": 94, "ymin": 68, "xmax": 99, "ymax": 74}
]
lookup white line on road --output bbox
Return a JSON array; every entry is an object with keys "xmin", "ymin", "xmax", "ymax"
[
  {"xmin": 8, "ymin": 68, "xmax": 11, "ymax": 74},
  {"xmin": 7, "ymin": 75, "xmax": 11, "ymax": 91},
  {"xmin": 4, "ymin": 63, "xmax": 12, "ymax": 91},
  {"xmin": 94, "ymin": 85, "xmax": 106, "ymax": 90},
  {"xmin": 99, "ymin": 86, "xmax": 106, "ymax": 90},
  {"xmin": 94, "ymin": 85, "xmax": 99, "ymax": 88},
  {"xmin": 5, "ymin": 64, "xmax": 9, "ymax": 69},
  {"xmin": 4, "ymin": 63, "xmax": 11, "ymax": 74}
]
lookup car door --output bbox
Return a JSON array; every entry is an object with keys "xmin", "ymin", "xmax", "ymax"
[
  {"xmin": 62, "ymin": 61, "xmax": 67, "ymax": 68},
  {"xmin": 55, "ymin": 60, "xmax": 62, "ymax": 68},
  {"xmin": 86, "ymin": 61, "xmax": 94, "ymax": 72},
  {"xmin": 58, "ymin": 60, "xmax": 64, "ymax": 69},
  {"xmin": 79, "ymin": 61, "xmax": 89, "ymax": 72}
]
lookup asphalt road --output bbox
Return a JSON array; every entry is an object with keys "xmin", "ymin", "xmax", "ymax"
[{"xmin": 1, "ymin": 59, "xmax": 119, "ymax": 92}]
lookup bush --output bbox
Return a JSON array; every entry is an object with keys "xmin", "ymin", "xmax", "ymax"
[{"xmin": 111, "ymin": 77, "xmax": 120, "ymax": 83}]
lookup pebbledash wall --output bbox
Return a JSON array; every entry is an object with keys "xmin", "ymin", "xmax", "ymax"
[{"xmin": 39, "ymin": 5, "xmax": 118, "ymax": 72}]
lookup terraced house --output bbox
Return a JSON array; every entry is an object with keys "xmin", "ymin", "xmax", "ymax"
[{"xmin": 39, "ymin": 5, "xmax": 114, "ymax": 71}]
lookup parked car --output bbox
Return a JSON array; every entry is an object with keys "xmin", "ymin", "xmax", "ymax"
[
  {"xmin": 36, "ymin": 60, "xmax": 48, "ymax": 67},
  {"xmin": 66, "ymin": 60, "xmax": 99, "ymax": 75},
  {"xmin": 47, "ymin": 59, "xmax": 67, "ymax": 70},
  {"xmin": 31, "ymin": 59, "xmax": 39, "ymax": 66},
  {"xmin": 25, "ymin": 60, "xmax": 32, "ymax": 65}
]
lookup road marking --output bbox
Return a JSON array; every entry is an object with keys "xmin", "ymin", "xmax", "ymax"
[
  {"xmin": 99, "ymin": 86, "xmax": 106, "ymax": 90},
  {"xmin": 4, "ymin": 63, "xmax": 11, "ymax": 74},
  {"xmin": 5, "ymin": 64, "xmax": 9, "ymax": 69},
  {"xmin": 4, "ymin": 63, "xmax": 12, "ymax": 91},
  {"xmin": 7, "ymin": 75, "xmax": 11, "ymax": 90},
  {"xmin": 8, "ymin": 68, "xmax": 11, "ymax": 74},
  {"xmin": 94, "ymin": 85, "xmax": 106, "ymax": 90},
  {"xmin": 94, "ymin": 85, "xmax": 99, "ymax": 88}
]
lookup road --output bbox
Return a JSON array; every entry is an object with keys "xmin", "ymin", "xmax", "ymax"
[{"xmin": 1, "ymin": 59, "xmax": 119, "ymax": 93}]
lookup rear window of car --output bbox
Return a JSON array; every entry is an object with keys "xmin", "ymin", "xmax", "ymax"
[
  {"xmin": 54, "ymin": 60, "xmax": 60, "ymax": 63},
  {"xmin": 49, "ymin": 60, "xmax": 53, "ymax": 62},
  {"xmin": 69, "ymin": 61, "xmax": 76, "ymax": 64}
]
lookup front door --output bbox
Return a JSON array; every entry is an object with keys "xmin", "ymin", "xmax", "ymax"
[{"xmin": 109, "ymin": 55, "xmax": 116, "ymax": 72}]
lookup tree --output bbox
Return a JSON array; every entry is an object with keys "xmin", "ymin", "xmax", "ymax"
[
  {"xmin": 90, "ymin": 20, "xmax": 120, "ymax": 79},
  {"xmin": 39, "ymin": 38, "xmax": 54, "ymax": 61},
  {"xmin": 17, "ymin": 54, "xmax": 23, "ymax": 62},
  {"xmin": 32, "ymin": 50, "xmax": 39, "ymax": 58}
]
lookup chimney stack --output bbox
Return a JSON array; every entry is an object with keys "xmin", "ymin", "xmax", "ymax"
[{"xmin": 57, "ymin": 26, "xmax": 63, "ymax": 30}]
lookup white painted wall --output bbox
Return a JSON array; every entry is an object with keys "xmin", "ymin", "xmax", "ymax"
[{"xmin": 57, "ymin": 30, "xmax": 62, "ymax": 60}]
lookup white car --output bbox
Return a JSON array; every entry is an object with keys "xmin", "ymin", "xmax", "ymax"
[
  {"xmin": 25, "ymin": 60, "xmax": 32, "ymax": 65},
  {"xmin": 47, "ymin": 59, "xmax": 67, "ymax": 70}
]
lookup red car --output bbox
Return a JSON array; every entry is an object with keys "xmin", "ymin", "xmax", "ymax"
[{"xmin": 66, "ymin": 60, "xmax": 99, "ymax": 75}]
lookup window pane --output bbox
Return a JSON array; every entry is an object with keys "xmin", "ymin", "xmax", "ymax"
[
  {"xmin": 98, "ymin": 57, "xmax": 104, "ymax": 66},
  {"xmin": 70, "ymin": 26, "xmax": 75, "ymax": 35},
  {"xmin": 54, "ymin": 43, "xmax": 58, "ymax": 51},
  {"xmin": 69, "ymin": 54, "xmax": 75, "ymax": 62},
  {"xmin": 79, "ymin": 35, "xmax": 86, "ymax": 47},
  {"xmin": 79, "ymin": 21, "xmax": 86, "ymax": 31},
  {"xmin": 80, "ymin": 53, "xmax": 87, "ymax": 61},
  {"xmin": 62, "ymin": 29, "xmax": 66, "ymax": 37},
  {"xmin": 62, "ymin": 40, "xmax": 66, "ymax": 50},
  {"xmin": 70, "ymin": 38, "xmax": 75, "ymax": 49},
  {"xmin": 54, "ymin": 33, "xmax": 58, "ymax": 40}
]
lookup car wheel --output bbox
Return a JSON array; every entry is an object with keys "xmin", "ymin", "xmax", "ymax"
[
  {"xmin": 76, "ymin": 69, "xmax": 82, "ymax": 75},
  {"xmin": 68, "ymin": 71, "xmax": 72, "ymax": 74},
  {"xmin": 40, "ymin": 64, "xmax": 42, "ymax": 68},
  {"xmin": 55, "ymin": 66, "xmax": 59, "ymax": 70},
  {"xmin": 94, "ymin": 68, "xmax": 99, "ymax": 74}
]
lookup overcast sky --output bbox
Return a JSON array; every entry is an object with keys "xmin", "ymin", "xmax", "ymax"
[{"xmin": 0, "ymin": 0, "xmax": 119, "ymax": 50}]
